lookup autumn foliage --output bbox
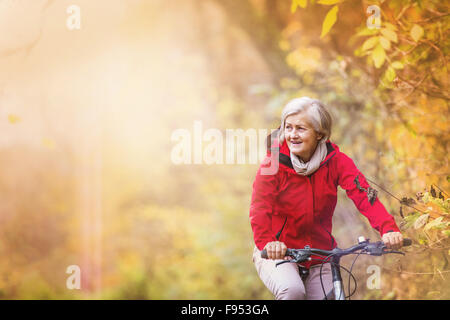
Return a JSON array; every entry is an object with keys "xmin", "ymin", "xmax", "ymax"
[{"xmin": 0, "ymin": 0, "xmax": 448, "ymax": 299}]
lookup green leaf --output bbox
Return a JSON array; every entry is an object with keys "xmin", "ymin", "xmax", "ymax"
[
  {"xmin": 361, "ymin": 36, "xmax": 379, "ymax": 51},
  {"xmin": 371, "ymin": 44, "xmax": 386, "ymax": 68},
  {"xmin": 441, "ymin": 230, "xmax": 450, "ymax": 237},
  {"xmin": 320, "ymin": 5, "xmax": 339, "ymax": 38},
  {"xmin": 391, "ymin": 61, "xmax": 404, "ymax": 69},
  {"xmin": 380, "ymin": 28, "xmax": 398, "ymax": 43},
  {"xmin": 424, "ymin": 216, "xmax": 445, "ymax": 231},
  {"xmin": 410, "ymin": 24, "xmax": 424, "ymax": 42},
  {"xmin": 402, "ymin": 212, "xmax": 422, "ymax": 230}
]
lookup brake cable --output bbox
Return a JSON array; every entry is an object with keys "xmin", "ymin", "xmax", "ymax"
[
  {"xmin": 316, "ymin": 253, "xmax": 358, "ymax": 300},
  {"xmin": 348, "ymin": 251, "xmax": 362, "ymax": 300}
]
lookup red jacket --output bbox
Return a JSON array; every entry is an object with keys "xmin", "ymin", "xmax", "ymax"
[{"xmin": 249, "ymin": 137, "xmax": 400, "ymax": 266}]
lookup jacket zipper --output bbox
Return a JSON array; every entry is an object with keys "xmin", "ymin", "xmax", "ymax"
[
  {"xmin": 308, "ymin": 175, "xmax": 314, "ymax": 246},
  {"xmin": 308, "ymin": 175, "xmax": 336, "ymax": 248},
  {"xmin": 275, "ymin": 216, "xmax": 287, "ymax": 240}
]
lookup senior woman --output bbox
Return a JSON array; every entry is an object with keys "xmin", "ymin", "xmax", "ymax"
[{"xmin": 250, "ymin": 97, "xmax": 403, "ymax": 300}]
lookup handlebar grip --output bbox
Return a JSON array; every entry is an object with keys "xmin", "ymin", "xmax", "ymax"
[
  {"xmin": 403, "ymin": 238, "xmax": 412, "ymax": 247},
  {"xmin": 261, "ymin": 249, "xmax": 268, "ymax": 259},
  {"xmin": 261, "ymin": 248, "xmax": 292, "ymax": 259}
]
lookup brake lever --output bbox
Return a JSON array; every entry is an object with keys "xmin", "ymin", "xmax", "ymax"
[
  {"xmin": 378, "ymin": 242, "xmax": 406, "ymax": 255},
  {"xmin": 364, "ymin": 242, "xmax": 406, "ymax": 256},
  {"xmin": 363, "ymin": 242, "xmax": 387, "ymax": 256},
  {"xmin": 382, "ymin": 249, "xmax": 405, "ymax": 255},
  {"xmin": 275, "ymin": 260, "xmax": 296, "ymax": 267},
  {"xmin": 363, "ymin": 246, "xmax": 384, "ymax": 256},
  {"xmin": 275, "ymin": 249, "xmax": 311, "ymax": 267}
]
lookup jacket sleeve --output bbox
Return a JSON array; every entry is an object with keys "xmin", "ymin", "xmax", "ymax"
[
  {"xmin": 335, "ymin": 151, "xmax": 400, "ymax": 236},
  {"xmin": 249, "ymin": 157, "xmax": 279, "ymax": 250}
]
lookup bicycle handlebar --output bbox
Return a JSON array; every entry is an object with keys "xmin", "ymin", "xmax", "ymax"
[{"xmin": 260, "ymin": 238, "xmax": 412, "ymax": 260}]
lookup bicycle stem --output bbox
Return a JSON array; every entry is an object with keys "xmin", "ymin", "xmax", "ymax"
[{"xmin": 330, "ymin": 255, "xmax": 345, "ymax": 300}]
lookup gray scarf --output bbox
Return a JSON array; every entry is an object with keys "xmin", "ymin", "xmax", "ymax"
[{"xmin": 290, "ymin": 141, "xmax": 327, "ymax": 176}]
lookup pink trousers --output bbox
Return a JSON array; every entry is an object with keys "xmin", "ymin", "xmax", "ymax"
[{"xmin": 253, "ymin": 246, "xmax": 335, "ymax": 300}]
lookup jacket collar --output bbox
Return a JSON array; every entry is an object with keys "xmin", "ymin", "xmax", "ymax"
[
  {"xmin": 279, "ymin": 140, "xmax": 336, "ymax": 171},
  {"xmin": 267, "ymin": 129, "xmax": 338, "ymax": 173}
]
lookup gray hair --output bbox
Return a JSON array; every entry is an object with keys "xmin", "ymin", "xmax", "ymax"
[{"xmin": 278, "ymin": 97, "xmax": 332, "ymax": 144}]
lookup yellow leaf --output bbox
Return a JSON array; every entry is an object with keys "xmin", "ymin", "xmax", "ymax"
[
  {"xmin": 320, "ymin": 5, "xmax": 339, "ymax": 39},
  {"xmin": 371, "ymin": 44, "xmax": 386, "ymax": 68},
  {"xmin": 410, "ymin": 24, "xmax": 424, "ymax": 42},
  {"xmin": 317, "ymin": 0, "xmax": 343, "ymax": 4},
  {"xmin": 355, "ymin": 27, "xmax": 378, "ymax": 37},
  {"xmin": 384, "ymin": 66, "xmax": 396, "ymax": 82},
  {"xmin": 391, "ymin": 61, "xmax": 404, "ymax": 69},
  {"xmin": 298, "ymin": 0, "xmax": 308, "ymax": 8},
  {"xmin": 291, "ymin": 0, "xmax": 307, "ymax": 12},
  {"xmin": 8, "ymin": 114, "xmax": 20, "ymax": 124},
  {"xmin": 379, "ymin": 37, "xmax": 391, "ymax": 50},
  {"xmin": 380, "ymin": 28, "xmax": 398, "ymax": 43},
  {"xmin": 384, "ymin": 22, "xmax": 398, "ymax": 31},
  {"xmin": 361, "ymin": 36, "xmax": 379, "ymax": 51}
]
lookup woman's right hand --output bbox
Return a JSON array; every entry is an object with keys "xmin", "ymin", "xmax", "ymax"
[{"xmin": 264, "ymin": 241, "xmax": 287, "ymax": 260}]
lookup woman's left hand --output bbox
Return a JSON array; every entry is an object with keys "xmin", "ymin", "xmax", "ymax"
[{"xmin": 382, "ymin": 231, "xmax": 403, "ymax": 250}]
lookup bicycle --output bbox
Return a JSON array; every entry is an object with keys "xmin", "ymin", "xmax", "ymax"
[{"xmin": 261, "ymin": 237, "xmax": 412, "ymax": 300}]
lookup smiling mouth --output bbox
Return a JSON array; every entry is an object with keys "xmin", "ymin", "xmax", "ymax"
[{"xmin": 290, "ymin": 141, "xmax": 302, "ymax": 146}]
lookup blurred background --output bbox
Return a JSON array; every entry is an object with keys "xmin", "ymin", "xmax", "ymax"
[{"xmin": 0, "ymin": 0, "xmax": 448, "ymax": 299}]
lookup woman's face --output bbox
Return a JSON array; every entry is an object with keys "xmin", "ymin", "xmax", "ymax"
[{"xmin": 284, "ymin": 112, "xmax": 323, "ymax": 162}]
